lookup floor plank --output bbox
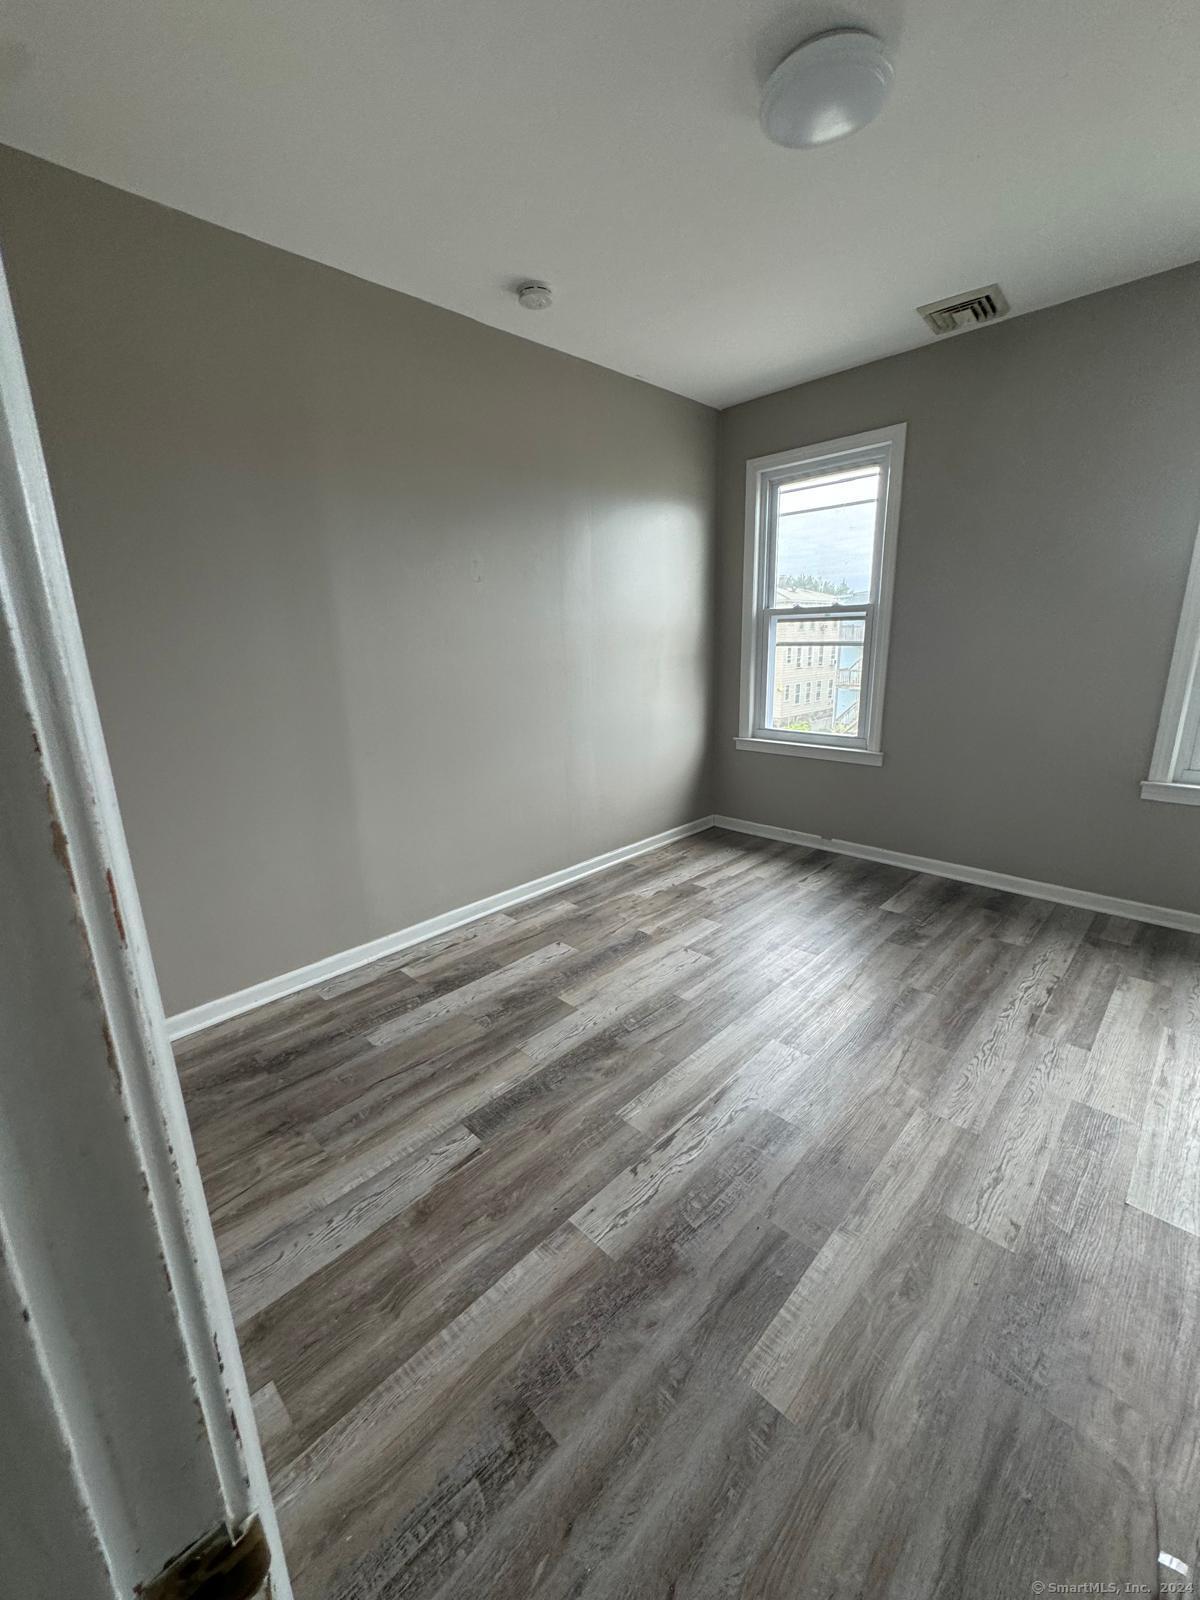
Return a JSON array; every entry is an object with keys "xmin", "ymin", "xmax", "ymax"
[{"xmin": 1128, "ymin": 1028, "xmax": 1200, "ymax": 1236}]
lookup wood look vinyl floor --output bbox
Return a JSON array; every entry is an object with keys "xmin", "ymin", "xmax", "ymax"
[{"xmin": 178, "ymin": 829, "xmax": 1200, "ymax": 1600}]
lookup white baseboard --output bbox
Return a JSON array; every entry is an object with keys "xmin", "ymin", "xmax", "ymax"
[
  {"xmin": 169, "ymin": 809, "xmax": 1200, "ymax": 1042},
  {"xmin": 166, "ymin": 817, "xmax": 716, "ymax": 1041},
  {"xmin": 713, "ymin": 814, "xmax": 1200, "ymax": 935}
]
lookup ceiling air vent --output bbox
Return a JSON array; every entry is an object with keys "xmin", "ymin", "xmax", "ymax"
[{"xmin": 917, "ymin": 284, "xmax": 1010, "ymax": 336}]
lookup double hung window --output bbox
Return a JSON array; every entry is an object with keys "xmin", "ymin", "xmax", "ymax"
[{"xmin": 737, "ymin": 424, "xmax": 905, "ymax": 765}]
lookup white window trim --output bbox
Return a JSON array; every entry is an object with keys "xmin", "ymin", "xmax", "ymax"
[
  {"xmin": 736, "ymin": 423, "xmax": 906, "ymax": 764},
  {"xmin": 1142, "ymin": 516, "xmax": 1200, "ymax": 807}
]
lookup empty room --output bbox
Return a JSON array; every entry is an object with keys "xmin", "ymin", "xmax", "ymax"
[{"xmin": 3, "ymin": 3, "xmax": 1200, "ymax": 1598}]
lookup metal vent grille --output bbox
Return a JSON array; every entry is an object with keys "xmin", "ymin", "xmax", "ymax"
[{"xmin": 917, "ymin": 284, "xmax": 1010, "ymax": 336}]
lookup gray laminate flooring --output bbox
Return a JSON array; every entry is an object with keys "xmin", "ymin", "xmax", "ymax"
[{"xmin": 178, "ymin": 828, "xmax": 1200, "ymax": 1600}]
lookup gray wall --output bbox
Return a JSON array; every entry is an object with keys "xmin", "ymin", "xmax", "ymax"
[
  {"xmin": 715, "ymin": 262, "xmax": 1200, "ymax": 915},
  {"xmin": 0, "ymin": 146, "xmax": 716, "ymax": 1014}
]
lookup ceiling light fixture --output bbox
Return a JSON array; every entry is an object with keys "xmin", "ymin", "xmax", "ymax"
[
  {"xmin": 516, "ymin": 281, "xmax": 553, "ymax": 310},
  {"xmin": 760, "ymin": 29, "xmax": 893, "ymax": 149}
]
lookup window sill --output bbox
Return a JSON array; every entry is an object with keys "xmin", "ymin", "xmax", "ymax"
[
  {"xmin": 735, "ymin": 736, "xmax": 883, "ymax": 767},
  {"xmin": 1140, "ymin": 779, "xmax": 1200, "ymax": 807}
]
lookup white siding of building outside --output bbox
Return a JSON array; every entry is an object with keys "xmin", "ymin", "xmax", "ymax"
[{"xmin": 770, "ymin": 585, "xmax": 864, "ymax": 735}]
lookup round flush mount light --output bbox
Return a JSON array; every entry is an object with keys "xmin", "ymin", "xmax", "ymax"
[
  {"xmin": 516, "ymin": 281, "xmax": 553, "ymax": 310},
  {"xmin": 760, "ymin": 29, "xmax": 893, "ymax": 149}
]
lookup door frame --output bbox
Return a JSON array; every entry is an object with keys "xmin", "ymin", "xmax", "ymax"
[{"xmin": 0, "ymin": 248, "xmax": 291, "ymax": 1596}]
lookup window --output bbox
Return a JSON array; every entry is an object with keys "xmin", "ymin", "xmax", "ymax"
[
  {"xmin": 1143, "ymin": 520, "xmax": 1200, "ymax": 806},
  {"xmin": 736, "ymin": 424, "xmax": 906, "ymax": 764}
]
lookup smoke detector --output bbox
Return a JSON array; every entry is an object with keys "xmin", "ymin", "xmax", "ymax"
[
  {"xmin": 917, "ymin": 284, "xmax": 1010, "ymax": 336},
  {"xmin": 516, "ymin": 282, "xmax": 553, "ymax": 311}
]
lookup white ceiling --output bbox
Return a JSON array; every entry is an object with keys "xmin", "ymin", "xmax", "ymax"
[{"xmin": 2, "ymin": 0, "xmax": 1199, "ymax": 407}]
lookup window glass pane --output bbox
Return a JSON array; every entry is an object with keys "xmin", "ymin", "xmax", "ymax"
[
  {"xmin": 769, "ymin": 617, "xmax": 865, "ymax": 737},
  {"xmin": 773, "ymin": 464, "xmax": 880, "ymax": 607}
]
